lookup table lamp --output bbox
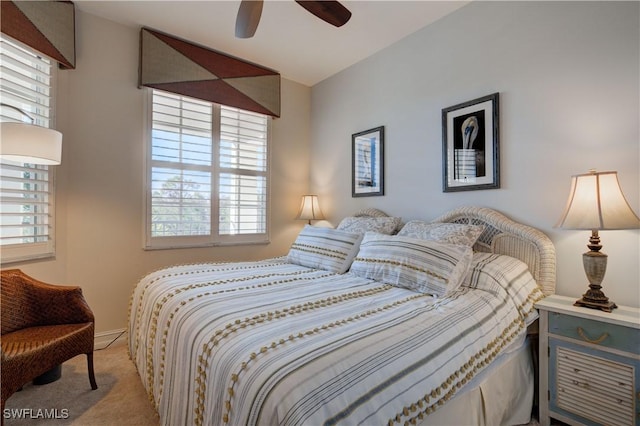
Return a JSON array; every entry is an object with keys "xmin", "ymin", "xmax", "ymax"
[
  {"xmin": 295, "ymin": 195, "xmax": 324, "ymax": 225},
  {"xmin": 556, "ymin": 170, "xmax": 640, "ymax": 312}
]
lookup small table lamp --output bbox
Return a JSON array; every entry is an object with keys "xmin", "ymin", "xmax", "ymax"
[
  {"xmin": 556, "ymin": 170, "xmax": 640, "ymax": 312},
  {"xmin": 295, "ymin": 195, "xmax": 325, "ymax": 225}
]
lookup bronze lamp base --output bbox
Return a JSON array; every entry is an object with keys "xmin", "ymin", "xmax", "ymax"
[
  {"xmin": 573, "ymin": 230, "xmax": 617, "ymax": 313},
  {"xmin": 574, "ymin": 295, "xmax": 617, "ymax": 313}
]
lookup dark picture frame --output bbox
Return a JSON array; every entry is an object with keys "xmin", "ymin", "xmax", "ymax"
[
  {"xmin": 352, "ymin": 126, "xmax": 384, "ymax": 197},
  {"xmin": 442, "ymin": 93, "xmax": 499, "ymax": 192}
]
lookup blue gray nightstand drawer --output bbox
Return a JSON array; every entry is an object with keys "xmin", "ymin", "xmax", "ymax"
[{"xmin": 549, "ymin": 311, "xmax": 640, "ymax": 353}]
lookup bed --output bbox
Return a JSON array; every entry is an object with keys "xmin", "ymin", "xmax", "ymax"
[{"xmin": 129, "ymin": 206, "xmax": 556, "ymax": 426}]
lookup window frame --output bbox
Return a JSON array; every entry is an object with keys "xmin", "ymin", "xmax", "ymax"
[
  {"xmin": 0, "ymin": 35, "xmax": 58, "ymax": 264},
  {"xmin": 143, "ymin": 88, "xmax": 271, "ymax": 250}
]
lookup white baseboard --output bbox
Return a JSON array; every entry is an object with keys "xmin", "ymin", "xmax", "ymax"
[{"xmin": 94, "ymin": 328, "xmax": 128, "ymax": 350}]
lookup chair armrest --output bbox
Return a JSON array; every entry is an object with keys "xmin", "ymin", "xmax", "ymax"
[
  {"xmin": 30, "ymin": 281, "xmax": 95, "ymax": 325},
  {"xmin": 1, "ymin": 269, "xmax": 94, "ymax": 327}
]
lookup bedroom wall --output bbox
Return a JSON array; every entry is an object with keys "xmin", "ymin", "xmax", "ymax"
[
  {"xmin": 310, "ymin": 2, "xmax": 640, "ymax": 306},
  {"xmin": 15, "ymin": 11, "xmax": 312, "ymax": 335}
]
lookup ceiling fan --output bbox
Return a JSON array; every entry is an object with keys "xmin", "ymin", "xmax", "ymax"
[{"xmin": 235, "ymin": 0, "xmax": 352, "ymax": 38}]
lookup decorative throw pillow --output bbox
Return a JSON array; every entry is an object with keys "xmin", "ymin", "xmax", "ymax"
[
  {"xmin": 287, "ymin": 225, "xmax": 363, "ymax": 274},
  {"xmin": 463, "ymin": 253, "xmax": 545, "ymax": 325},
  {"xmin": 349, "ymin": 232, "xmax": 473, "ymax": 296},
  {"xmin": 397, "ymin": 221, "xmax": 484, "ymax": 247},
  {"xmin": 337, "ymin": 216, "xmax": 402, "ymax": 235}
]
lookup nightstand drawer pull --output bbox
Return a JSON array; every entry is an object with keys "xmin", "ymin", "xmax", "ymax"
[
  {"xmin": 571, "ymin": 380, "xmax": 589, "ymax": 389},
  {"xmin": 577, "ymin": 327, "xmax": 608, "ymax": 344}
]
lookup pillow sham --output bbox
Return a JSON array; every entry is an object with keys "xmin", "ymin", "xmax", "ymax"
[
  {"xmin": 463, "ymin": 252, "xmax": 545, "ymax": 325},
  {"xmin": 350, "ymin": 232, "xmax": 473, "ymax": 297},
  {"xmin": 397, "ymin": 221, "xmax": 484, "ymax": 247},
  {"xmin": 287, "ymin": 225, "xmax": 363, "ymax": 274},
  {"xmin": 336, "ymin": 216, "xmax": 402, "ymax": 235}
]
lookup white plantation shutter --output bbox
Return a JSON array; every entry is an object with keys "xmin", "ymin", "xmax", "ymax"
[
  {"xmin": 0, "ymin": 35, "xmax": 56, "ymax": 263},
  {"xmin": 219, "ymin": 107, "xmax": 268, "ymax": 237},
  {"xmin": 146, "ymin": 89, "xmax": 269, "ymax": 249},
  {"xmin": 149, "ymin": 92, "xmax": 213, "ymax": 240}
]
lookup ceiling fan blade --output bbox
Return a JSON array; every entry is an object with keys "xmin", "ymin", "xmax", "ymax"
[
  {"xmin": 295, "ymin": 0, "xmax": 352, "ymax": 28},
  {"xmin": 235, "ymin": 0, "xmax": 264, "ymax": 38}
]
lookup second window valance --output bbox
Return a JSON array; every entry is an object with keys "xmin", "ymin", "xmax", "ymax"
[{"xmin": 139, "ymin": 28, "xmax": 280, "ymax": 118}]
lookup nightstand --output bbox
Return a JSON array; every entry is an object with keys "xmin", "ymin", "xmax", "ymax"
[{"xmin": 536, "ymin": 295, "xmax": 640, "ymax": 426}]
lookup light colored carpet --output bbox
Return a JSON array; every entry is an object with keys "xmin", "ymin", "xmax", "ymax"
[
  {"xmin": 4, "ymin": 344, "xmax": 545, "ymax": 425},
  {"xmin": 4, "ymin": 344, "xmax": 159, "ymax": 425}
]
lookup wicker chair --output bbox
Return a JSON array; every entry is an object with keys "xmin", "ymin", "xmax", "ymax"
[{"xmin": 1, "ymin": 269, "xmax": 97, "ymax": 411}]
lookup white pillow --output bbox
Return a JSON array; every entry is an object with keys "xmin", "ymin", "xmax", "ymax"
[
  {"xmin": 350, "ymin": 232, "xmax": 473, "ymax": 296},
  {"xmin": 337, "ymin": 216, "xmax": 402, "ymax": 235},
  {"xmin": 397, "ymin": 221, "xmax": 484, "ymax": 247},
  {"xmin": 287, "ymin": 225, "xmax": 363, "ymax": 274}
]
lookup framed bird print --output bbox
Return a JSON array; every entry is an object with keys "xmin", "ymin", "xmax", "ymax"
[
  {"xmin": 352, "ymin": 126, "xmax": 384, "ymax": 197},
  {"xmin": 442, "ymin": 93, "xmax": 499, "ymax": 192}
]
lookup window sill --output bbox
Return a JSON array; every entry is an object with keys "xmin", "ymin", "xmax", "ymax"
[{"xmin": 143, "ymin": 239, "xmax": 270, "ymax": 251}]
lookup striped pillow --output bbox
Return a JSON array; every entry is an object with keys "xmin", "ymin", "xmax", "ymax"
[
  {"xmin": 463, "ymin": 253, "xmax": 545, "ymax": 325},
  {"xmin": 287, "ymin": 225, "xmax": 364, "ymax": 274},
  {"xmin": 350, "ymin": 232, "xmax": 473, "ymax": 296}
]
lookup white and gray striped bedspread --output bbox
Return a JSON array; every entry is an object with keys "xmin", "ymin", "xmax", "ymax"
[{"xmin": 129, "ymin": 255, "xmax": 543, "ymax": 426}]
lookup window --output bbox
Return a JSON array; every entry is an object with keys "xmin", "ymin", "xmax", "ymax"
[
  {"xmin": 145, "ymin": 89, "xmax": 270, "ymax": 249},
  {"xmin": 0, "ymin": 35, "xmax": 56, "ymax": 263}
]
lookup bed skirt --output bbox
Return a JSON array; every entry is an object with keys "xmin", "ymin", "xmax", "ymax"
[{"xmin": 418, "ymin": 338, "xmax": 534, "ymax": 426}]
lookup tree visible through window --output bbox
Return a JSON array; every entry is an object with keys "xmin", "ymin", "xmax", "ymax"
[{"xmin": 151, "ymin": 175, "xmax": 211, "ymax": 237}]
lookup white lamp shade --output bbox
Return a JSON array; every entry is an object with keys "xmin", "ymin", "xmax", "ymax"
[
  {"xmin": 556, "ymin": 171, "xmax": 640, "ymax": 230},
  {"xmin": 295, "ymin": 195, "xmax": 325, "ymax": 221},
  {"xmin": 0, "ymin": 122, "xmax": 62, "ymax": 165}
]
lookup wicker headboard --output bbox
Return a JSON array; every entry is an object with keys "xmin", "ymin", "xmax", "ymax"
[
  {"xmin": 353, "ymin": 208, "xmax": 390, "ymax": 218},
  {"xmin": 353, "ymin": 206, "xmax": 556, "ymax": 295},
  {"xmin": 432, "ymin": 206, "xmax": 556, "ymax": 295}
]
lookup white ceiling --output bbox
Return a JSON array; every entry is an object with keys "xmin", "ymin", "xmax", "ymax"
[{"xmin": 75, "ymin": 1, "xmax": 469, "ymax": 86}]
